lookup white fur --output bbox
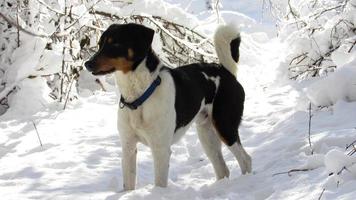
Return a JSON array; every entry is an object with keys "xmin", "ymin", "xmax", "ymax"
[
  {"xmin": 228, "ymin": 143, "xmax": 252, "ymax": 174},
  {"xmin": 213, "ymin": 25, "xmax": 240, "ymax": 76},
  {"xmin": 196, "ymin": 116, "xmax": 230, "ymax": 179},
  {"xmin": 115, "ymin": 58, "xmax": 161, "ymax": 102}
]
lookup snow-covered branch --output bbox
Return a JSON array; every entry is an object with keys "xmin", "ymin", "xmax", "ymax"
[
  {"xmin": 91, "ymin": 10, "xmax": 218, "ymax": 64},
  {"xmin": 0, "ymin": 0, "xmax": 218, "ymax": 115},
  {"xmin": 269, "ymin": 0, "xmax": 356, "ymax": 80},
  {"xmin": 0, "ymin": 12, "xmax": 50, "ymax": 38}
]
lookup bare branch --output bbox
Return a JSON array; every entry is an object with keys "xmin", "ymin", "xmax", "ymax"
[
  {"xmin": 0, "ymin": 86, "xmax": 17, "ymax": 108},
  {"xmin": 310, "ymin": 2, "xmax": 348, "ymax": 19}
]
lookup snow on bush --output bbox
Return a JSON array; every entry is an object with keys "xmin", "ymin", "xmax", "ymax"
[
  {"xmin": 305, "ymin": 60, "xmax": 356, "ymax": 106},
  {"xmin": 265, "ymin": 0, "xmax": 356, "ymax": 107},
  {"xmin": 324, "ymin": 149, "xmax": 356, "ymax": 176},
  {"xmin": 266, "ymin": 0, "xmax": 356, "ymax": 188},
  {"xmin": 324, "ymin": 149, "xmax": 356, "ymax": 189},
  {"xmin": 298, "ymin": 109, "xmax": 356, "ymax": 193},
  {"xmin": 275, "ymin": 0, "xmax": 356, "ymax": 78},
  {"xmin": 0, "ymin": 0, "xmax": 100, "ymax": 116},
  {"xmin": 0, "ymin": 0, "xmax": 223, "ymax": 117}
]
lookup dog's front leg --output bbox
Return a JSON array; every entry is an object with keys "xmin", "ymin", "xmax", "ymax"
[
  {"xmin": 151, "ymin": 143, "xmax": 172, "ymax": 188},
  {"xmin": 121, "ymin": 136, "xmax": 137, "ymax": 191}
]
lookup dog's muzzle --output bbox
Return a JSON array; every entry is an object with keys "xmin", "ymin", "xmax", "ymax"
[{"xmin": 84, "ymin": 61, "xmax": 96, "ymax": 72}]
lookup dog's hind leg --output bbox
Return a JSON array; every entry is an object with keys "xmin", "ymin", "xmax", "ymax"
[
  {"xmin": 212, "ymin": 82, "xmax": 252, "ymax": 175},
  {"xmin": 227, "ymin": 137, "xmax": 252, "ymax": 175},
  {"xmin": 212, "ymin": 114, "xmax": 252, "ymax": 175},
  {"xmin": 196, "ymin": 120, "xmax": 230, "ymax": 179}
]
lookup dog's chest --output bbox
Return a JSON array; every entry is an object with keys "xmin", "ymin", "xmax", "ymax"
[
  {"xmin": 123, "ymin": 95, "xmax": 175, "ymax": 145},
  {"xmin": 123, "ymin": 108, "xmax": 148, "ymax": 131}
]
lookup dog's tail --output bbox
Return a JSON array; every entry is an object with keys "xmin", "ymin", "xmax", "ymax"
[{"xmin": 213, "ymin": 25, "xmax": 241, "ymax": 77}]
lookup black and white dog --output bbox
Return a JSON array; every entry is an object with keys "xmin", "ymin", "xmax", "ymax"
[{"xmin": 85, "ymin": 23, "xmax": 251, "ymax": 190}]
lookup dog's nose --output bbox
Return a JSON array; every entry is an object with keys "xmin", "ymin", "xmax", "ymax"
[{"xmin": 84, "ymin": 61, "xmax": 95, "ymax": 72}]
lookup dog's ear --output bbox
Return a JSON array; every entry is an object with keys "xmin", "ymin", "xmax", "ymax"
[{"xmin": 131, "ymin": 24, "xmax": 155, "ymax": 54}]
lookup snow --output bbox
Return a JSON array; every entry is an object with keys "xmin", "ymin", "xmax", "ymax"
[
  {"xmin": 324, "ymin": 149, "xmax": 355, "ymax": 174},
  {"xmin": 1, "ymin": 0, "xmax": 356, "ymax": 200},
  {"xmin": 305, "ymin": 59, "xmax": 356, "ymax": 107}
]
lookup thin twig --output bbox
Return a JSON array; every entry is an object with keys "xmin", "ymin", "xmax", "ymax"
[
  {"xmin": 59, "ymin": 45, "xmax": 66, "ymax": 102},
  {"xmin": 317, "ymin": 188, "xmax": 325, "ymax": 200},
  {"xmin": 346, "ymin": 139, "xmax": 356, "ymax": 150},
  {"xmin": 16, "ymin": 0, "xmax": 20, "ymax": 47},
  {"xmin": 63, "ymin": 75, "xmax": 76, "ymax": 110},
  {"xmin": 348, "ymin": 40, "xmax": 356, "ymax": 53},
  {"xmin": 64, "ymin": 0, "xmax": 103, "ymax": 31},
  {"xmin": 308, "ymin": 102, "xmax": 314, "ymax": 154},
  {"xmin": 287, "ymin": 0, "xmax": 300, "ymax": 22},
  {"xmin": 346, "ymin": 139, "xmax": 356, "ymax": 156},
  {"xmin": 0, "ymin": 86, "xmax": 17, "ymax": 108},
  {"xmin": 27, "ymin": 72, "xmax": 61, "ymax": 79},
  {"xmin": 289, "ymin": 53, "xmax": 308, "ymax": 65},
  {"xmin": 272, "ymin": 168, "xmax": 311, "ymax": 177},
  {"xmin": 95, "ymin": 79, "xmax": 107, "ymax": 92},
  {"xmin": 310, "ymin": 2, "xmax": 348, "ymax": 19},
  {"xmin": 59, "ymin": 1, "xmax": 67, "ymax": 103},
  {"xmin": 32, "ymin": 121, "xmax": 43, "ymax": 148}
]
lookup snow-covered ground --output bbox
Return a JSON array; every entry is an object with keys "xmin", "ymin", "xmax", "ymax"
[
  {"xmin": 1, "ymin": 35, "xmax": 355, "ymax": 199},
  {"xmin": 1, "ymin": 0, "xmax": 356, "ymax": 199}
]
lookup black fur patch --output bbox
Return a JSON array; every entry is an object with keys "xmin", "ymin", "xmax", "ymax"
[
  {"xmin": 230, "ymin": 37, "xmax": 241, "ymax": 63},
  {"xmin": 212, "ymin": 67, "xmax": 245, "ymax": 146},
  {"xmin": 145, "ymin": 48, "xmax": 159, "ymax": 73},
  {"xmin": 164, "ymin": 64, "xmax": 211, "ymax": 131},
  {"xmin": 165, "ymin": 64, "xmax": 245, "ymax": 141}
]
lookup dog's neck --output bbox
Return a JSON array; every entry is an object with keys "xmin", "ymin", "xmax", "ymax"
[{"xmin": 115, "ymin": 49, "xmax": 161, "ymax": 103}]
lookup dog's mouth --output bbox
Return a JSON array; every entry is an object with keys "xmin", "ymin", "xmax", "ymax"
[{"xmin": 92, "ymin": 68, "xmax": 116, "ymax": 76}]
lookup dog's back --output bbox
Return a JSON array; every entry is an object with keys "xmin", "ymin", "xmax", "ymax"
[{"xmin": 165, "ymin": 25, "xmax": 244, "ymax": 145}]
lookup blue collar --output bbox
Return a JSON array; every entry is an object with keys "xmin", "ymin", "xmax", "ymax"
[{"xmin": 119, "ymin": 76, "xmax": 161, "ymax": 110}]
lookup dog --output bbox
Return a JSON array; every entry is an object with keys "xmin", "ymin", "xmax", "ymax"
[{"xmin": 85, "ymin": 23, "xmax": 252, "ymax": 190}]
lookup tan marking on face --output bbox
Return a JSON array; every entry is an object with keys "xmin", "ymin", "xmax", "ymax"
[
  {"xmin": 96, "ymin": 56, "xmax": 134, "ymax": 74},
  {"xmin": 107, "ymin": 37, "xmax": 113, "ymax": 44},
  {"xmin": 128, "ymin": 48, "xmax": 134, "ymax": 59}
]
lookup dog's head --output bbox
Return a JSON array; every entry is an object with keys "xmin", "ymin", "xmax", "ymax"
[{"xmin": 85, "ymin": 23, "xmax": 155, "ymax": 75}]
